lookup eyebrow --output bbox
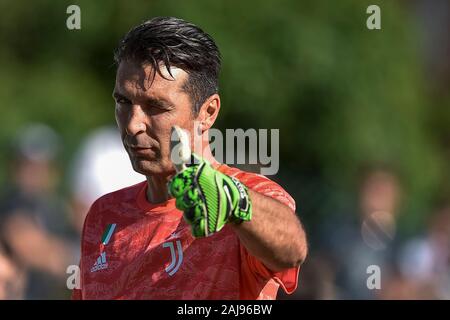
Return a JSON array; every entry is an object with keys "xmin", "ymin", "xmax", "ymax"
[
  {"xmin": 112, "ymin": 91, "xmax": 129, "ymax": 101},
  {"xmin": 144, "ymin": 96, "xmax": 175, "ymax": 110},
  {"xmin": 112, "ymin": 91, "xmax": 174, "ymax": 110}
]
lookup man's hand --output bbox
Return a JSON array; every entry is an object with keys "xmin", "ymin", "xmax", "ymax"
[{"xmin": 168, "ymin": 155, "xmax": 252, "ymax": 237}]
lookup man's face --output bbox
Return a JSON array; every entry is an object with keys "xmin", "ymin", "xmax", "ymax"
[{"xmin": 114, "ymin": 61, "xmax": 195, "ymax": 176}]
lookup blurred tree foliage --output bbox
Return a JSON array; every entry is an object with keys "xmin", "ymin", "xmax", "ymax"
[{"xmin": 0, "ymin": 0, "xmax": 447, "ymax": 234}]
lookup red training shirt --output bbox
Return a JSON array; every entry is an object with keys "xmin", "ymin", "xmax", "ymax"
[{"xmin": 72, "ymin": 164, "xmax": 300, "ymax": 299}]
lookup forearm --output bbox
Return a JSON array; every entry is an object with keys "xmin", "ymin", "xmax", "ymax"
[
  {"xmin": 168, "ymin": 153, "xmax": 308, "ymax": 270},
  {"xmin": 4, "ymin": 213, "xmax": 74, "ymax": 277},
  {"xmin": 229, "ymin": 189, "xmax": 308, "ymax": 272}
]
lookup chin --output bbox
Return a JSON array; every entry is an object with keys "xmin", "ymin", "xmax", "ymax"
[{"xmin": 131, "ymin": 158, "xmax": 174, "ymax": 177}]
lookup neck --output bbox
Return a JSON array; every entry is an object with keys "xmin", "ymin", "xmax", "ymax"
[
  {"xmin": 146, "ymin": 130, "xmax": 220, "ymax": 204},
  {"xmin": 146, "ymin": 174, "xmax": 172, "ymax": 203}
]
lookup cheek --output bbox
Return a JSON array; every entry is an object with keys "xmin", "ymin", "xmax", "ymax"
[
  {"xmin": 152, "ymin": 121, "xmax": 174, "ymax": 155},
  {"xmin": 115, "ymin": 107, "xmax": 126, "ymax": 130},
  {"xmin": 151, "ymin": 114, "xmax": 191, "ymax": 157}
]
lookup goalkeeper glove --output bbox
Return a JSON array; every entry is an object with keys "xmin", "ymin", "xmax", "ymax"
[{"xmin": 168, "ymin": 155, "xmax": 252, "ymax": 238}]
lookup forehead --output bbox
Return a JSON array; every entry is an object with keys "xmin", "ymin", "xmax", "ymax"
[{"xmin": 115, "ymin": 61, "xmax": 188, "ymax": 97}]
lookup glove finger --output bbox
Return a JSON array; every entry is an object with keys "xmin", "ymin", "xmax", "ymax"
[
  {"xmin": 175, "ymin": 186, "xmax": 202, "ymax": 211},
  {"xmin": 175, "ymin": 196, "xmax": 191, "ymax": 211},
  {"xmin": 186, "ymin": 153, "xmax": 203, "ymax": 168},
  {"xmin": 183, "ymin": 203, "xmax": 204, "ymax": 224},
  {"xmin": 169, "ymin": 167, "xmax": 197, "ymax": 197},
  {"xmin": 191, "ymin": 218, "xmax": 207, "ymax": 238}
]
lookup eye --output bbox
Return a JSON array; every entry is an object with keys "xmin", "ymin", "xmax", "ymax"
[
  {"xmin": 116, "ymin": 97, "xmax": 131, "ymax": 105},
  {"xmin": 146, "ymin": 103, "xmax": 164, "ymax": 110}
]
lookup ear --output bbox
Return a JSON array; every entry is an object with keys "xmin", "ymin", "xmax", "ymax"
[{"xmin": 196, "ymin": 94, "xmax": 220, "ymax": 134}]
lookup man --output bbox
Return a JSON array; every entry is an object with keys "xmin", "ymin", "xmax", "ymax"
[
  {"xmin": 0, "ymin": 124, "xmax": 78, "ymax": 299},
  {"xmin": 72, "ymin": 16, "xmax": 307, "ymax": 300}
]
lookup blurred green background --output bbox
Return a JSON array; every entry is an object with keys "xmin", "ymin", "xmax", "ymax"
[
  {"xmin": 1, "ymin": 0, "xmax": 447, "ymax": 231},
  {"xmin": 0, "ymin": 0, "xmax": 449, "ymax": 299}
]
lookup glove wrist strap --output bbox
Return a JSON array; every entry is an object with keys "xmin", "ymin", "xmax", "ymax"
[{"xmin": 229, "ymin": 178, "xmax": 252, "ymax": 224}]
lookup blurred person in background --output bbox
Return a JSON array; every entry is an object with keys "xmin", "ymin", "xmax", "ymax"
[
  {"xmin": 0, "ymin": 123, "xmax": 78, "ymax": 299},
  {"xmin": 382, "ymin": 200, "xmax": 450, "ymax": 299},
  {"xmin": 0, "ymin": 240, "xmax": 25, "ymax": 299},
  {"xmin": 318, "ymin": 164, "xmax": 403, "ymax": 299},
  {"xmin": 69, "ymin": 126, "xmax": 144, "ymax": 234}
]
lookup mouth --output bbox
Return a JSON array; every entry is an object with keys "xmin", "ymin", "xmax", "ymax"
[{"xmin": 128, "ymin": 146, "xmax": 157, "ymax": 157}]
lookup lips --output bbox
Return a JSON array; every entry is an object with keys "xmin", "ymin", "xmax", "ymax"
[
  {"xmin": 127, "ymin": 145, "xmax": 157, "ymax": 157},
  {"xmin": 129, "ymin": 146, "xmax": 151, "ymax": 150}
]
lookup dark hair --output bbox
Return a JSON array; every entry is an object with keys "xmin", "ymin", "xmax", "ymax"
[{"xmin": 114, "ymin": 17, "xmax": 221, "ymax": 114}]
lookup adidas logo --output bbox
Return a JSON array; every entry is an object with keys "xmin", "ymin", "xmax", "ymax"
[{"xmin": 90, "ymin": 252, "xmax": 108, "ymax": 272}]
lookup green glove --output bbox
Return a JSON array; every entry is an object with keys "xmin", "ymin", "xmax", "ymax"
[{"xmin": 168, "ymin": 155, "xmax": 252, "ymax": 237}]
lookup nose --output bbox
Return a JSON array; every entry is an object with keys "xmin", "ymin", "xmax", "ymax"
[{"xmin": 125, "ymin": 104, "xmax": 147, "ymax": 136}]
